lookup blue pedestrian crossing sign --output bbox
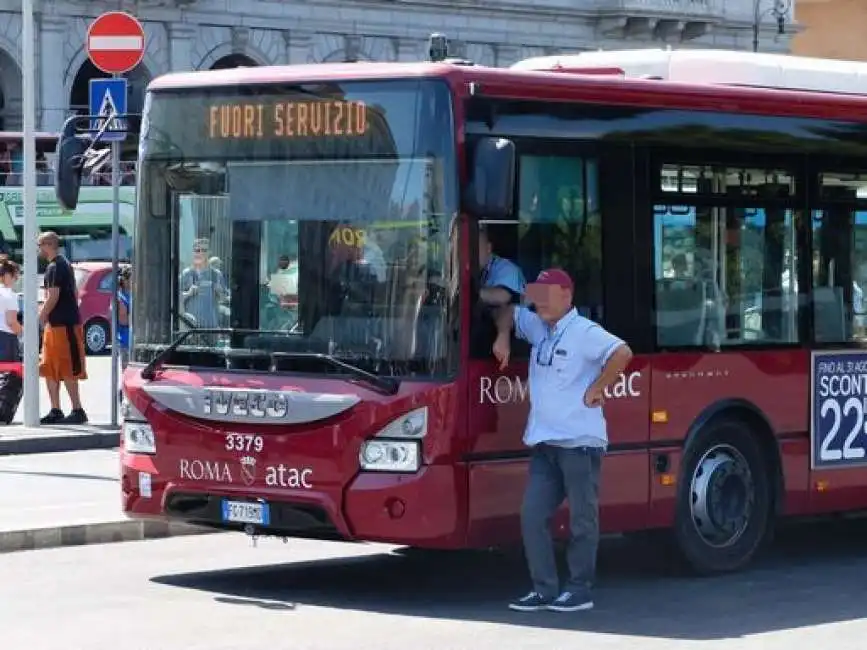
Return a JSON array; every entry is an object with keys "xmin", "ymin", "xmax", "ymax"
[{"xmin": 89, "ymin": 77, "xmax": 127, "ymax": 142}]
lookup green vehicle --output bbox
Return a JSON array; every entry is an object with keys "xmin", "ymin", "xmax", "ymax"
[{"xmin": 0, "ymin": 131, "xmax": 135, "ymax": 269}]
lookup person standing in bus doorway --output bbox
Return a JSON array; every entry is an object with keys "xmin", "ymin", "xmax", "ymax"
[
  {"xmin": 37, "ymin": 231, "xmax": 88, "ymax": 424},
  {"xmin": 179, "ymin": 238, "xmax": 226, "ymax": 328},
  {"xmin": 492, "ymin": 268, "xmax": 632, "ymax": 613}
]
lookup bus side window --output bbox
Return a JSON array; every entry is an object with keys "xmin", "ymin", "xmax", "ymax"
[
  {"xmin": 515, "ymin": 153, "xmax": 604, "ymax": 340},
  {"xmin": 653, "ymin": 162, "xmax": 803, "ymax": 349},
  {"xmin": 812, "ymin": 174, "xmax": 867, "ymax": 344}
]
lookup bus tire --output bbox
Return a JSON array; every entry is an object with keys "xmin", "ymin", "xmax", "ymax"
[
  {"xmin": 674, "ymin": 417, "xmax": 772, "ymax": 575},
  {"xmin": 84, "ymin": 318, "xmax": 109, "ymax": 355}
]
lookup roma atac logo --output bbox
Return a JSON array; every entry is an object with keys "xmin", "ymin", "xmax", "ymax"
[{"xmin": 240, "ymin": 456, "xmax": 257, "ymax": 487}]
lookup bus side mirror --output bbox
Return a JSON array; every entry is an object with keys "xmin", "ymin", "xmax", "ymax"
[
  {"xmin": 55, "ymin": 117, "xmax": 89, "ymax": 211},
  {"xmin": 464, "ymin": 137, "xmax": 515, "ymax": 220}
]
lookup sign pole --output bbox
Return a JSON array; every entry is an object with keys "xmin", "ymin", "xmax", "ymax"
[
  {"xmin": 86, "ymin": 9, "xmax": 142, "ymax": 426},
  {"xmin": 109, "ymin": 72, "xmax": 121, "ymax": 427},
  {"xmin": 21, "ymin": 0, "xmax": 39, "ymax": 427}
]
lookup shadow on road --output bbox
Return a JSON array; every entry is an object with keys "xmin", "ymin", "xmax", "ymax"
[{"xmin": 150, "ymin": 518, "xmax": 867, "ymax": 638}]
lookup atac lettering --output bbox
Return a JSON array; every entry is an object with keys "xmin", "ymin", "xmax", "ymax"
[
  {"xmin": 265, "ymin": 464, "xmax": 313, "ymax": 489},
  {"xmin": 179, "ymin": 459, "xmax": 233, "ymax": 483},
  {"xmin": 208, "ymin": 100, "xmax": 368, "ymax": 140},
  {"xmin": 479, "ymin": 371, "xmax": 642, "ymax": 405},
  {"xmin": 604, "ymin": 371, "xmax": 641, "ymax": 399}
]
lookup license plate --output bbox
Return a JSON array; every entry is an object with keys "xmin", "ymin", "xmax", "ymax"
[{"xmin": 221, "ymin": 499, "xmax": 270, "ymax": 526}]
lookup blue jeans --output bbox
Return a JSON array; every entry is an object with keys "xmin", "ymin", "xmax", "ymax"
[{"xmin": 520, "ymin": 443, "xmax": 603, "ymax": 599}]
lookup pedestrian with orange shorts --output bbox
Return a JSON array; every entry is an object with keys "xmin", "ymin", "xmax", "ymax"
[{"xmin": 37, "ymin": 231, "xmax": 88, "ymax": 424}]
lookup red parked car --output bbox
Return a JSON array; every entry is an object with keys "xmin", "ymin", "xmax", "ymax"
[{"xmin": 75, "ymin": 261, "xmax": 129, "ymax": 355}]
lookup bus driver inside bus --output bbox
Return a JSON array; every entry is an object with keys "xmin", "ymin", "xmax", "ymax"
[{"xmin": 478, "ymin": 224, "xmax": 525, "ymax": 306}]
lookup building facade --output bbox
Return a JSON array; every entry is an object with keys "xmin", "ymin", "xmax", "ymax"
[
  {"xmin": 790, "ymin": 0, "xmax": 867, "ymax": 61},
  {"xmin": 0, "ymin": 0, "xmax": 794, "ymax": 133}
]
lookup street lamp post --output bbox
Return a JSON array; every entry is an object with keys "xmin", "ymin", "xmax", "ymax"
[{"xmin": 753, "ymin": 0, "xmax": 792, "ymax": 52}]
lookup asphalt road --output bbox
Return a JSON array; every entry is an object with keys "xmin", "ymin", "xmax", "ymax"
[
  {"xmin": 3, "ymin": 520, "xmax": 867, "ymax": 650},
  {"xmin": 14, "ymin": 355, "xmax": 115, "ymax": 424}
]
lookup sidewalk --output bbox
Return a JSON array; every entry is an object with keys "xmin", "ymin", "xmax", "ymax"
[
  {"xmin": 3, "ymin": 356, "xmax": 121, "ymax": 455},
  {"xmin": 0, "ymin": 449, "xmax": 214, "ymax": 553},
  {"xmin": 0, "ymin": 423, "xmax": 119, "ymax": 455}
]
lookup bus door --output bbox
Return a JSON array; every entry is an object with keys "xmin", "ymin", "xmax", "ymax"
[{"xmin": 464, "ymin": 145, "xmax": 650, "ymax": 545}]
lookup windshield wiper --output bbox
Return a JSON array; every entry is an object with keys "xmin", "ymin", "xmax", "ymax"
[
  {"xmin": 140, "ymin": 328, "xmax": 236, "ymax": 380},
  {"xmin": 141, "ymin": 331, "xmax": 401, "ymax": 395},
  {"xmin": 272, "ymin": 351, "xmax": 400, "ymax": 396}
]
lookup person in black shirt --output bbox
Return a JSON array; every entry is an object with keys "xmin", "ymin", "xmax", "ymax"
[{"xmin": 37, "ymin": 231, "xmax": 88, "ymax": 424}]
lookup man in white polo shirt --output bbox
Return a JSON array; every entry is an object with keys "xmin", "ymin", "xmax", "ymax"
[{"xmin": 493, "ymin": 268, "xmax": 633, "ymax": 613}]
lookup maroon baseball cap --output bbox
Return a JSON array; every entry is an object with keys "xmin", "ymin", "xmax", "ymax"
[{"xmin": 534, "ymin": 268, "xmax": 573, "ymax": 290}]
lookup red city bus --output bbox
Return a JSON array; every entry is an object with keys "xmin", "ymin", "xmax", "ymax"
[{"xmin": 54, "ymin": 45, "xmax": 867, "ymax": 574}]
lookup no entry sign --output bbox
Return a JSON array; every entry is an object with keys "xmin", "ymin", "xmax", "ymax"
[{"xmin": 86, "ymin": 11, "xmax": 145, "ymax": 75}]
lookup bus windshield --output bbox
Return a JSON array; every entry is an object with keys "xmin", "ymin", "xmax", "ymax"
[{"xmin": 133, "ymin": 78, "xmax": 460, "ymax": 379}]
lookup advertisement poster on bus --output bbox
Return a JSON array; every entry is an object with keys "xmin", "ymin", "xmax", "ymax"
[{"xmin": 811, "ymin": 350, "xmax": 867, "ymax": 469}]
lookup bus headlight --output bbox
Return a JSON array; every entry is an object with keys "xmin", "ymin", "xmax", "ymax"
[
  {"xmin": 358, "ymin": 407, "xmax": 428, "ymax": 473},
  {"xmin": 123, "ymin": 422, "xmax": 156, "ymax": 454},
  {"xmin": 359, "ymin": 439, "xmax": 420, "ymax": 472}
]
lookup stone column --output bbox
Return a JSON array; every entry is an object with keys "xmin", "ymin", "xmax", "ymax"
[
  {"xmin": 231, "ymin": 27, "xmax": 250, "ymax": 57},
  {"xmin": 39, "ymin": 16, "xmax": 66, "ymax": 131},
  {"xmin": 169, "ymin": 23, "xmax": 197, "ymax": 72},
  {"xmin": 285, "ymin": 30, "xmax": 312, "ymax": 65},
  {"xmin": 344, "ymin": 35, "xmax": 362, "ymax": 63}
]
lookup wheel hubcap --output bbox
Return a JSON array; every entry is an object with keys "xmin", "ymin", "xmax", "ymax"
[
  {"xmin": 86, "ymin": 324, "xmax": 106, "ymax": 352},
  {"xmin": 689, "ymin": 444, "xmax": 754, "ymax": 548}
]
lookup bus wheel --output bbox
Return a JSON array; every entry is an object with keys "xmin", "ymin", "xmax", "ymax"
[
  {"xmin": 674, "ymin": 418, "xmax": 772, "ymax": 575},
  {"xmin": 84, "ymin": 319, "xmax": 109, "ymax": 355}
]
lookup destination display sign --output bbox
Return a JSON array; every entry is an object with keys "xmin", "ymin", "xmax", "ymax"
[
  {"xmin": 207, "ymin": 100, "xmax": 369, "ymax": 140},
  {"xmin": 143, "ymin": 79, "xmax": 451, "ymax": 161}
]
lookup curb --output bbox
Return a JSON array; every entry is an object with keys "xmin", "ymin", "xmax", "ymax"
[
  {"xmin": 0, "ymin": 431, "xmax": 120, "ymax": 456},
  {"xmin": 0, "ymin": 519, "xmax": 218, "ymax": 554}
]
